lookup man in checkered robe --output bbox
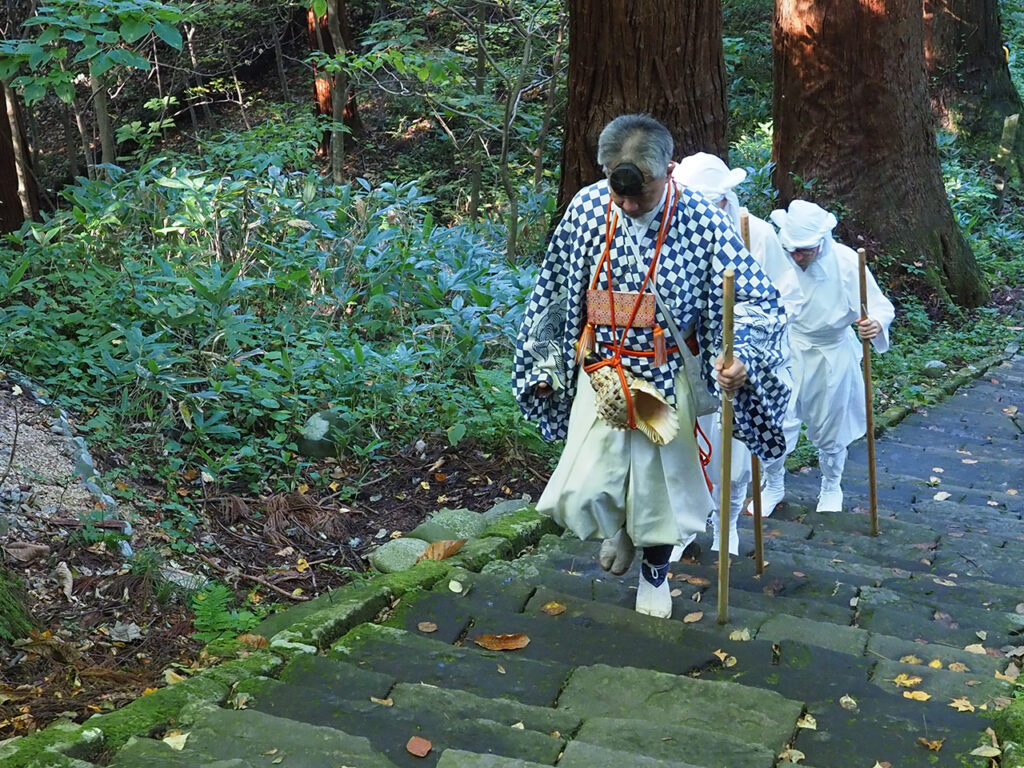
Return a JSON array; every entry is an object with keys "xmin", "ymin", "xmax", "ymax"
[{"xmin": 514, "ymin": 115, "xmax": 790, "ymax": 619}]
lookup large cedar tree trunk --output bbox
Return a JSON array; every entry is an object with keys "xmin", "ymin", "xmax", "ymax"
[
  {"xmin": 772, "ymin": 0, "xmax": 989, "ymax": 309},
  {"xmin": 558, "ymin": 0, "xmax": 727, "ymax": 213},
  {"xmin": 0, "ymin": 82, "xmax": 39, "ymax": 234},
  {"xmin": 924, "ymin": 0, "xmax": 1023, "ymax": 150}
]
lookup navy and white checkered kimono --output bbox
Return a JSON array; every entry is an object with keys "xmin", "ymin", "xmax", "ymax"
[{"xmin": 514, "ymin": 180, "xmax": 790, "ymax": 460}]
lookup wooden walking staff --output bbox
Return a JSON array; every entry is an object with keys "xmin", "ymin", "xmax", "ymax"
[
  {"xmin": 739, "ymin": 210, "xmax": 765, "ymax": 575},
  {"xmin": 858, "ymin": 247, "xmax": 880, "ymax": 537},
  {"xmin": 717, "ymin": 268, "xmax": 736, "ymax": 625}
]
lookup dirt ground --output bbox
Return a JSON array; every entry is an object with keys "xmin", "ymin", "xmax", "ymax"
[{"xmin": 0, "ymin": 374, "xmax": 549, "ymax": 739}]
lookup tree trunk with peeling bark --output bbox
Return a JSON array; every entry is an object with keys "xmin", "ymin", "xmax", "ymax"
[
  {"xmin": 772, "ymin": 0, "xmax": 989, "ymax": 309},
  {"xmin": 558, "ymin": 0, "xmax": 727, "ymax": 213}
]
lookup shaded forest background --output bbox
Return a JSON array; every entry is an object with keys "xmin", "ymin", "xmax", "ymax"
[{"xmin": 1, "ymin": 0, "xmax": 1024, "ymax": 739}]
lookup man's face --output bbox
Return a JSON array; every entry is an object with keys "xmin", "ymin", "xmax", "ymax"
[
  {"xmin": 788, "ymin": 244, "xmax": 821, "ymax": 271},
  {"xmin": 609, "ymin": 175, "xmax": 669, "ymax": 219}
]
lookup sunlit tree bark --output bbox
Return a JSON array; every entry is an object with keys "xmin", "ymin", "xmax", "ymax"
[
  {"xmin": 924, "ymin": 0, "xmax": 1023, "ymax": 150},
  {"xmin": 773, "ymin": 0, "xmax": 989, "ymax": 308},
  {"xmin": 0, "ymin": 81, "xmax": 39, "ymax": 233},
  {"xmin": 558, "ymin": 0, "xmax": 727, "ymax": 213}
]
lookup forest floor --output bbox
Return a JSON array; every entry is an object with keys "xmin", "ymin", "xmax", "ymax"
[{"xmin": 0, "ymin": 373, "xmax": 548, "ymax": 740}]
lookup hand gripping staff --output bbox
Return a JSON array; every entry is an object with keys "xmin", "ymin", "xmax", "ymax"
[
  {"xmin": 717, "ymin": 267, "xmax": 735, "ymax": 625},
  {"xmin": 858, "ymin": 248, "xmax": 880, "ymax": 537},
  {"xmin": 739, "ymin": 210, "xmax": 765, "ymax": 576}
]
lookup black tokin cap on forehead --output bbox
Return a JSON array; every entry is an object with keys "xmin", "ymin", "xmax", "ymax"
[{"xmin": 608, "ymin": 162, "xmax": 646, "ymax": 197}]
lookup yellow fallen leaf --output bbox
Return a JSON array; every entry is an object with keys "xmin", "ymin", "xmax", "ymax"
[
  {"xmin": 683, "ymin": 611, "xmax": 703, "ymax": 623},
  {"xmin": 948, "ymin": 662, "xmax": 970, "ymax": 673},
  {"xmin": 417, "ymin": 538, "xmax": 467, "ymax": 562},
  {"xmin": 511, "ymin": 721, "xmax": 525, "ymax": 730},
  {"xmin": 928, "ymin": 659, "xmax": 943, "ymax": 669},
  {"xmin": 297, "ymin": 483, "xmax": 309, "ymax": 494},
  {"xmin": 964, "ymin": 643, "xmax": 987, "ymax": 655},
  {"xmin": 899, "ymin": 655, "xmax": 923, "ymax": 665},
  {"xmin": 893, "ymin": 673, "xmax": 923, "ymax": 688},
  {"xmin": 541, "ymin": 601, "xmax": 567, "ymax": 616},
  {"xmin": 949, "ymin": 697, "xmax": 975, "ymax": 712},
  {"xmin": 918, "ymin": 737, "xmax": 944, "ymax": 751},
  {"xmin": 370, "ymin": 696, "xmax": 394, "ymax": 706},
  {"xmin": 796, "ymin": 713, "xmax": 817, "ymax": 730},
  {"xmin": 713, "ymin": 649, "xmax": 728, "ymax": 662},
  {"xmin": 778, "ymin": 746, "xmax": 805, "ymax": 763},
  {"xmin": 729, "ymin": 628, "xmax": 752, "ymax": 641},
  {"xmin": 164, "ymin": 669, "xmax": 187, "ymax": 685},
  {"xmin": 839, "ymin": 694, "xmax": 858, "ymax": 711},
  {"xmin": 723, "ymin": 655, "xmax": 737, "ymax": 668},
  {"xmin": 162, "ymin": 731, "xmax": 189, "ymax": 751},
  {"xmin": 296, "ymin": 558, "xmax": 310, "ymax": 573},
  {"xmin": 904, "ymin": 690, "xmax": 931, "ymax": 701},
  {"xmin": 995, "ymin": 669, "xmax": 1018, "ymax": 682},
  {"xmin": 417, "ymin": 622, "xmax": 438, "ymax": 633}
]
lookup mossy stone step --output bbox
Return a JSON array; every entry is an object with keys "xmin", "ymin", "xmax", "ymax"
[
  {"xmin": 575, "ymin": 716, "xmax": 777, "ymax": 768},
  {"xmin": 244, "ymin": 679, "xmax": 566, "ymax": 768},
  {"xmin": 931, "ymin": 543, "xmax": 1024, "ymax": 587},
  {"xmin": 330, "ymin": 624, "xmax": 570, "ymax": 707},
  {"xmin": 277, "ymin": 652, "xmax": 394, "ymax": 699},
  {"xmin": 557, "ymin": 740, "xmax": 703, "ymax": 768},
  {"xmin": 798, "ymin": 510, "xmax": 939, "ymax": 540},
  {"xmin": 855, "ymin": 592, "xmax": 1024, "ymax": 648},
  {"xmin": 556, "ymin": 663, "xmax": 803, "ymax": 756},
  {"xmin": 869, "ymin": 657, "xmax": 1011, "ymax": 704},
  {"xmin": 434, "ymin": 751, "xmax": 551, "ymax": 768},
  {"xmin": 178, "ymin": 705, "xmax": 399, "ymax": 768},
  {"xmin": 107, "ymin": 737, "xmax": 252, "ymax": 768},
  {"xmin": 725, "ymin": 586, "xmax": 853, "ymax": 625},
  {"xmin": 877, "ymin": 572, "xmax": 1024, "ymax": 616},
  {"xmin": 388, "ymin": 682, "xmax": 580, "ymax": 737}
]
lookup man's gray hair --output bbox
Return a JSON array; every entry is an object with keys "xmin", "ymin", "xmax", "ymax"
[{"xmin": 597, "ymin": 114, "xmax": 674, "ymax": 182}]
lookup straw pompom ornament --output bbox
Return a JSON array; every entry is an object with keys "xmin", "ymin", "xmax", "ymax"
[{"xmin": 588, "ymin": 364, "xmax": 679, "ymax": 446}]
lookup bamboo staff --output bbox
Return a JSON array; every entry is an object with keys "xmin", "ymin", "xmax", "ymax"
[
  {"xmin": 717, "ymin": 268, "xmax": 735, "ymax": 625},
  {"xmin": 858, "ymin": 248, "xmax": 880, "ymax": 536},
  {"xmin": 739, "ymin": 210, "xmax": 765, "ymax": 575}
]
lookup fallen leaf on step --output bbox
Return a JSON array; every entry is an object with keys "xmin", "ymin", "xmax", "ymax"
[
  {"xmin": 417, "ymin": 622, "xmax": 438, "ymax": 633},
  {"xmin": 918, "ymin": 737, "xmax": 944, "ymax": 751},
  {"xmin": 541, "ymin": 601, "xmax": 566, "ymax": 616},
  {"xmin": 995, "ymin": 668, "xmax": 1018, "ymax": 682},
  {"xmin": 962, "ymin": 458, "xmax": 978, "ymax": 464},
  {"xmin": 904, "ymin": 690, "xmax": 931, "ymax": 701},
  {"xmin": 796, "ymin": 713, "xmax": 817, "ymax": 730},
  {"xmin": 933, "ymin": 491, "xmax": 951, "ymax": 501},
  {"xmin": 473, "ymin": 633, "xmax": 530, "ymax": 651},
  {"xmin": 778, "ymin": 746, "xmax": 805, "ymax": 763},
  {"xmin": 948, "ymin": 662, "xmax": 970, "ymax": 672},
  {"xmin": 900, "ymin": 655, "xmax": 923, "ymax": 665},
  {"xmin": 932, "ymin": 578, "xmax": 956, "ymax": 587},
  {"xmin": 406, "ymin": 736, "xmax": 432, "ymax": 757},
  {"xmin": 964, "ymin": 643, "xmax": 987, "ymax": 655},
  {"xmin": 893, "ymin": 673, "xmax": 923, "ymax": 688},
  {"xmin": 162, "ymin": 731, "xmax": 189, "ymax": 751},
  {"xmin": 417, "ymin": 538, "xmax": 467, "ymax": 562},
  {"xmin": 682, "ymin": 611, "xmax": 703, "ymax": 623},
  {"xmin": 839, "ymin": 694, "xmax": 858, "ymax": 711},
  {"xmin": 729, "ymin": 628, "xmax": 752, "ymax": 642},
  {"xmin": 928, "ymin": 659, "xmax": 943, "ymax": 669},
  {"xmin": 370, "ymin": 696, "xmax": 393, "ymax": 706},
  {"xmin": 949, "ymin": 697, "xmax": 975, "ymax": 712}
]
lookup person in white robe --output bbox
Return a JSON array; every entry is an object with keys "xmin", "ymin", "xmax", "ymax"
[
  {"xmin": 671, "ymin": 153, "xmax": 803, "ymax": 553},
  {"xmin": 747, "ymin": 199, "xmax": 895, "ymax": 514},
  {"xmin": 513, "ymin": 115, "xmax": 790, "ymax": 618}
]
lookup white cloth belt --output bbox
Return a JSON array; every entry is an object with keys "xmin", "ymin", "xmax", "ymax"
[{"xmin": 792, "ymin": 326, "xmax": 850, "ymax": 350}]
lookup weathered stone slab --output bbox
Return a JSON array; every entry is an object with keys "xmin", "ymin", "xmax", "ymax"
[{"xmin": 757, "ymin": 614, "xmax": 869, "ymax": 656}]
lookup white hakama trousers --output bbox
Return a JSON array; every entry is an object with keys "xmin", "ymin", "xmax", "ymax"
[{"xmin": 538, "ymin": 369, "xmax": 714, "ymax": 549}]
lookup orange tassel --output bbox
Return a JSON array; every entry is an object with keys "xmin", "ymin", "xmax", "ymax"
[
  {"xmin": 576, "ymin": 322, "xmax": 596, "ymax": 364},
  {"xmin": 652, "ymin": 325, "xmax": 667, "ymax": 367}
]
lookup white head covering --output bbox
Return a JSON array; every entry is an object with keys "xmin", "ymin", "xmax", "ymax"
[
  {"xmin": 769, "ymin": 199, "xmax": 838, "ymax": 251},
  {"xmin": 672, "ymin": 153, "xmax": 747, "ymax": 226},
  {"xmin": 672, "ymin": 152, "xmax": 747, "ymax": 198}
]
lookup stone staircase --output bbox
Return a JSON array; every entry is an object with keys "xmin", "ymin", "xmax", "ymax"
[{"xmin": 6, "ymin": 355, "xmax": 1024, "ymax": 768}]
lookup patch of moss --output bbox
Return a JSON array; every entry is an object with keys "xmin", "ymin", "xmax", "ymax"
[
  {"xmin": 481, "ymin": 507, "xmax": 560, "ymax": 553},
  {"xmin": 996, "ymin": 695, "xmax": 1024, "ymax": 768},
  {"xmin": 0, "ymin": 566, "xmax": 35, "ymax": 643},
  {"xmin": 0, "ymin": 720, "xmax": 87, "ymax": 768},
  {"xmin": 374, "ymin": 560, "xmax": 451, "ymax": 595}
]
